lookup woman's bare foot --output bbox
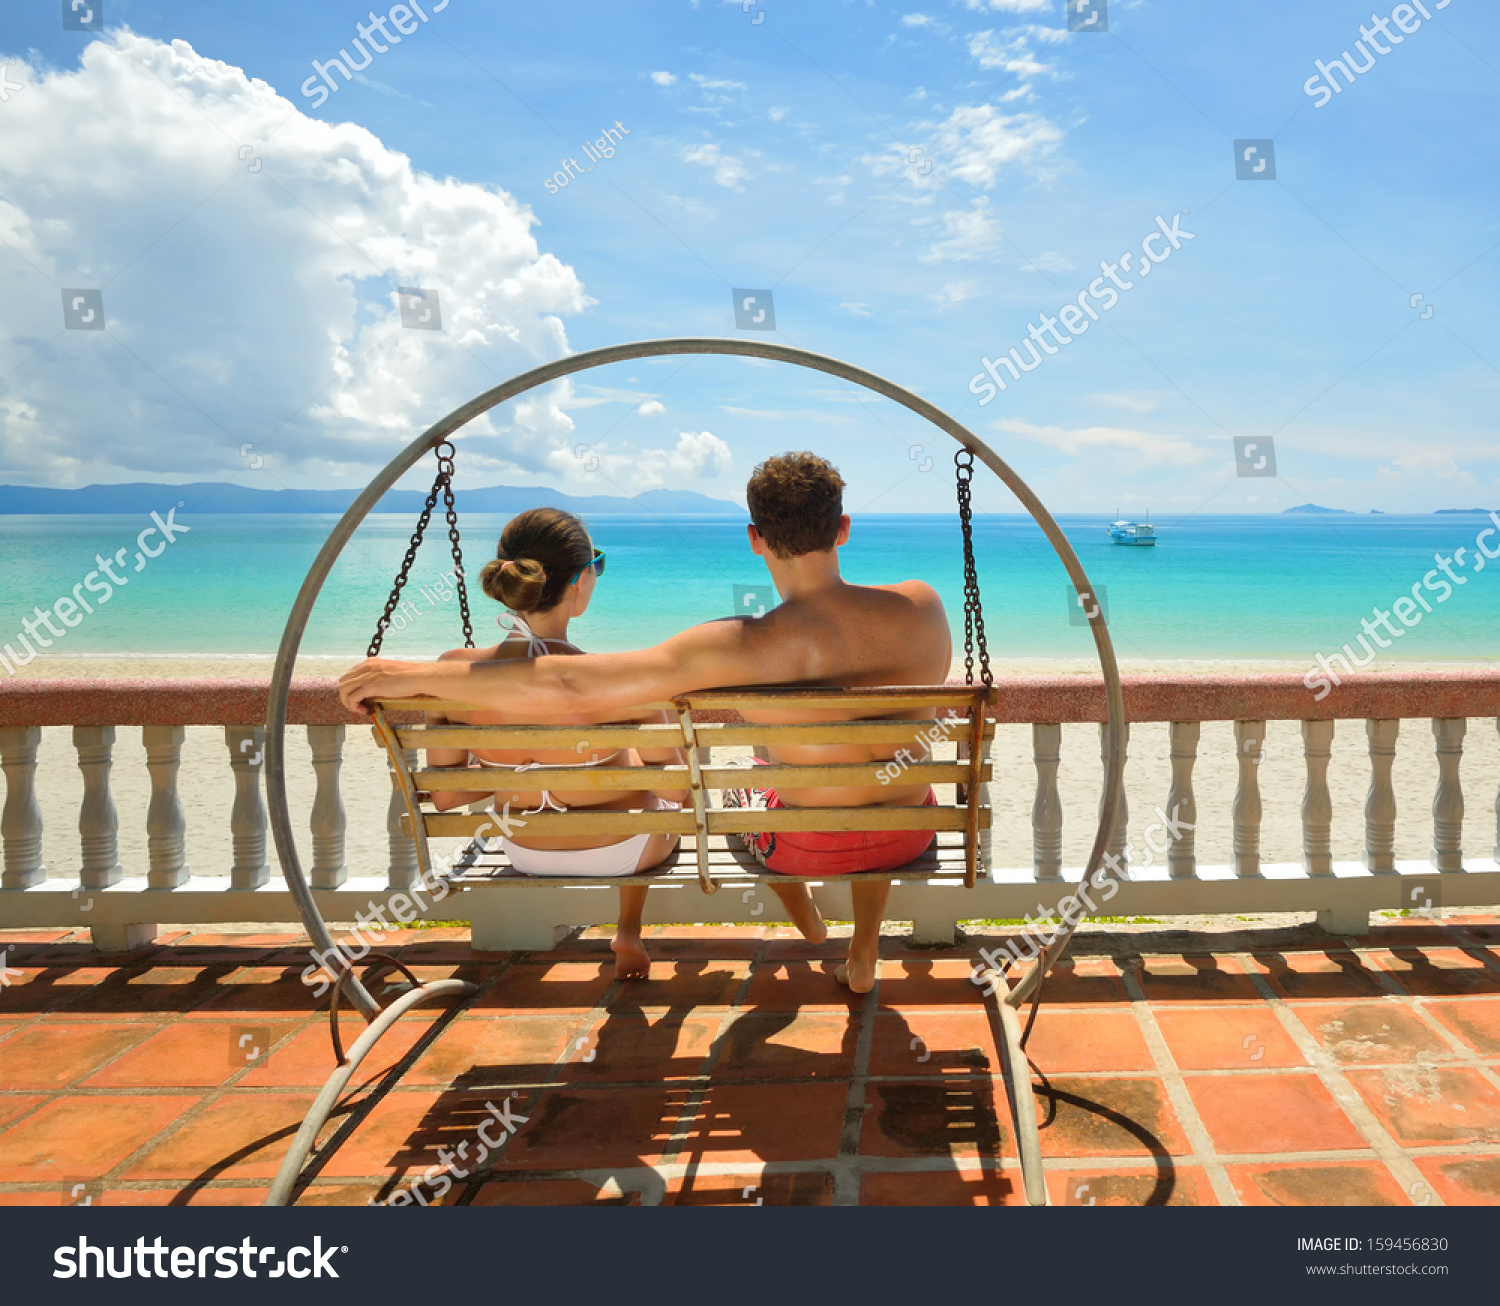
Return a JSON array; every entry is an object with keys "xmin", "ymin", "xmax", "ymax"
[
  {"xmin": 834, "ymin": 956, "xmax": 879, "ymax": 994},
  {"xmin": 768, "ymin": 882, "xmax": 828, "ymax": 944},
  {"xmin": 611, "ymin": 930, "xmax": 651, "ymax": 980}
]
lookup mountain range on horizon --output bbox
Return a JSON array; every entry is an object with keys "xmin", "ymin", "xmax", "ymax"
[
  {"xmin": 0, "ymin": 481, "xmax": 745, "ymax": 516},
  {"xmin": 0, "ymin": 484, "xmax": 1491, "ymax": 518}
]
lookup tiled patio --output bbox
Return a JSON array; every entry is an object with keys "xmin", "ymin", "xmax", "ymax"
[{"xmin": 1, "ymin": 915, "xmax": 1498, "ymax": 1206}]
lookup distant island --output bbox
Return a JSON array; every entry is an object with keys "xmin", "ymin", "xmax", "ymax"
[
  {"xmin": 1283, "ymin": 505, "xmax": 1496, "ymax": 516},
  {"xmin": 0, "ymin": 482, "xmax": 744, "ymax": 516}
]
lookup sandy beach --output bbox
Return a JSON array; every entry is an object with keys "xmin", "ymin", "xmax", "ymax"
[{"xmin": 10, "ymin": 654, "xmax": 1499, "ymax": 902}]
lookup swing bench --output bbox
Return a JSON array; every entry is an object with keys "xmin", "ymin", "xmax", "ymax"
[
  {"xmin": 365, "ymin": 441, "xmax": 998, "ymax": 902},
  {"xmin": 261, "ymin": 338, "xmax": 1125, "ymax": 1209},
  {"xmin": 373, "ymin": 682, "xmax": 995, "ymax": 895}
]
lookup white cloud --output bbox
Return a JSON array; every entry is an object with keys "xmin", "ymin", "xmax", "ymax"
[
  {"xmin": 768, "ymin": 106, "xmax": 789, "ymax": 122},
  {"xmin": 1385, "ymin": 452, "xmax": 1475, "ymax": 481},
  {"xmin": 664, "ymin": 192, "xmax": 716, "ymax": 220},
  {"xmin": 930, "ymin": 102, "xmax": 1064, "ymax": 187},
  {"xmin": 666, "ymin": 429, "xmax": 732, "ymax": 478},
  {"xmin": 0, "ymin": 32, "xmax": 591, "ymax": 486},
  {"xmin": 930, "ymin": 280, "xmax": 981, "ymax": 309},
  {"xmin": 719, "ymin": 406, "xmax": 854, "ymax": 425},
  {"xmin": 863, "ymin": 102, "xmax": 1062, "ymax": 193},
  {"xmin": 682, "ymin": 142, "xmax": 748, "ymax": 189},
  {"xmin": 650, "ymin": 70, "xmax": 678, "ymax": 86},
  {"xmin": 919, "ymin": 200, "xmax": 1006, "ymax": 262},
  {"xmin": 967, "ymin": 25, "xmax": 1068, "ymax": 87},
  {"xmin": 690, "ymin": 74, "xmax": 749, "ymax": 92},
  {"xmin": 1021, "ymin": 250, "xmax": 1075, "ymax": 272},
  {"xmin": 901, "ymin": 13, "xmax": 935, "ymax": 26},
  {"xmin": 636, "ymin": 399, "xmax": 666, "ymax": 417},
  {"xmin": 556, "ymin": 430, "xmax": 732, "ymax": 492},
  {"xmin": 1092, "ymin": 392, "xmax": 1164, "ymax": 415},
  {"xmin": 964, "ymin": 0, "xmax": 1053, "ymax": 12},
  {"xmin": 995, "ymin": 419, "xmax": 1213, "ymax": 468},
  {"xmin": 806, "ymin": 389, "xmax": 891, "ymax": 404},
  {"xmin": 839, "ymin": 302, "xmax": 874, "ymax": 317}
]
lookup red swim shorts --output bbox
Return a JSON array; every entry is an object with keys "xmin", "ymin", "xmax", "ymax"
[{"xmin": 723, "ymin": 776, "xmax": 938, "ymax": 876}]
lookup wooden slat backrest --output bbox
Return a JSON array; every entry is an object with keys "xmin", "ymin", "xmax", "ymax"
[{"xmin": 376, "ymin": 684, "xmax": 994, "ymax": 887}]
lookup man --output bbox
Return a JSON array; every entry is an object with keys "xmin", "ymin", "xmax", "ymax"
[{"xmin": 339, "ymin": 452, "xmax": 952, "ymax": 992}]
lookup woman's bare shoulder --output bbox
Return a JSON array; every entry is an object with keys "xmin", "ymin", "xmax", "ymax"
[{"xmin": 438, "ymin": 644, "xmax": 504, "ymax": 663}]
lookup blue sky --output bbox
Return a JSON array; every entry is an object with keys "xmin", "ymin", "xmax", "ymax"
[{"xmin": 1, "ymin": 0, "xmax": 1496, "ymax": 514}]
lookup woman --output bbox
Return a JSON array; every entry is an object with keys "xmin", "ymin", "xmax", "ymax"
[{"xmin": 423, "ymin": 507, "xmax": 684, "ymax": 980}]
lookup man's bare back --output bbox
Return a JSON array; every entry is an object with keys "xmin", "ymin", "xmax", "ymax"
[{"xmin": 730, "ymin": 579, "xmax": 951, "ymax": 810}]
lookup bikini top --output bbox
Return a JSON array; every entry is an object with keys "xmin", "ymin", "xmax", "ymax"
[{"xmin": 471, "ymin": 611, "xmax": 623, "ymax": 815}]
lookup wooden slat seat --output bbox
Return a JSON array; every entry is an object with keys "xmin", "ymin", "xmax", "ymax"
[
  {"xmin": 443, "ymin": 830, "xmax": 980, "ymax": 889},
  {"xmin": 372, "ymin": 685, "xmax": 994, "ymax": 893}
]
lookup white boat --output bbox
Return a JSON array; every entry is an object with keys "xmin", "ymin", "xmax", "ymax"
[{"xmin": 1106, "ymin": 509, "xmax": 1157, "ymax": 546}]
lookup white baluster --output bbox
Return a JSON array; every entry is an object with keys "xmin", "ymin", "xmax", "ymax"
[
  {"xmin": 1233, "ymin": 719, "xmax": 1265, "ymax": 877},
  {"xmin": 1364, "ymin": 719, "xmax": 1399, "ymax": 873},
  {"xmin": 1099, "ymin": 721, "xmax": 1130, "ymax": 868},
  {"xmin": 74, "ymin": 726, "xmax": 121, "ymax": 888},
  {"xmin": 143, "ymin": 725, "xmax": 189, "ymax": 889},
  {"xmin": 0, "ymin": 725, "xmax": 45, "ymax": 889},
  {"xmin": 225, "ymin": 726, "xmax": 268, "ymax": 890},
  {"xmin": 308, "ymin": 725, "xmax": 347, "ymax": 889},
  {"xmin": 1301, "ymin": 719, "xmax": 1334, "ymax": 877},
  {"xmin": 388, "ymin": 745, "xmax": 419, "ymax": 890},
  {"xmin": 1432, "ymin": 717, "xmax": 1465, "ymax": 873},
  {"xmin": 1166, "ymin": 721, "xmax": 1199, "ymax": 879},
  {"xmin": 1032, "ymin": 723, "xmax": 1062, "ymax": 881}
]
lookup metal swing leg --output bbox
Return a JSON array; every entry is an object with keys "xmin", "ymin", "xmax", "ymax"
[
  {"xmin": 981, "ymin": 965, "xmax": 1049, "ymax": 1207},
  {"xmin": 264, "ymin": 976, "xmax": 476, "ymax": 1207}
]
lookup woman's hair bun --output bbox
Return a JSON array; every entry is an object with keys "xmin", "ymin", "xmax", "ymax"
[
  {"xmin": 483, "ymin": 507, "xmax": 594, "ymax": 614},
  {"xmin": 480, "ymin": 556, "xmax": 547, "ymax": 611}
]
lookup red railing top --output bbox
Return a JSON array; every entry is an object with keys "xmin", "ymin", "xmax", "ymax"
[{"xmin": 1, "ymin": 671, "xmax": 1497, "ymax": 728}]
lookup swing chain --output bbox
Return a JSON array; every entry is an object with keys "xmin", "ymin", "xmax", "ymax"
[
  {"xmin": 954, "ymin": 447, "xmax": 992, "ymax": 689},
  {"xmin": 367, "ymin": 440, "xmax": 475, "ymax": 658}
]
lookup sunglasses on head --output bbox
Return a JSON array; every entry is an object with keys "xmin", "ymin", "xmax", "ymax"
[{"xmin": 570, "ymin": 548, "xmax": 606, "ymax": 584}]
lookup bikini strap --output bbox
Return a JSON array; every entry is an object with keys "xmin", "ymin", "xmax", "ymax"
[
  {"xmin": 497, "ymin": 610, "xmax": 555, "ymax": 658},
  {"xmin": 519, "ymin": 790, "xmax": 569, "ymax": 817}
]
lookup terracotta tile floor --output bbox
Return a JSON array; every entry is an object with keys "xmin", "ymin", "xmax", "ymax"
[{"xmin": 2, "ymin": 915, "xmax": 1499, "ymax": 1206}]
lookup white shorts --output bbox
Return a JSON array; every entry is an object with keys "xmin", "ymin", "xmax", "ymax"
[{"xmin": 496, "ymin": 833, "xmax": 654, "ymax": 878}]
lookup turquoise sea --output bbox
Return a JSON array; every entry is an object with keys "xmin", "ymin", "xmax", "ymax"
[{"xmin": 1, "ymin": 511, "xmax": 1498, "ymax": 666}]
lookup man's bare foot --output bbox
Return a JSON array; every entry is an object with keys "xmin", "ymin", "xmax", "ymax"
[
  {"xmin": 834, "ymin": 957, "xmax": 878, "ymax": 994},
  {"xmin": 769, "ymin": 882, "xmax": 828, "ymax": 944},
  {"xmin": 611, "ymin": 931, "xmax": 650, "ymax": 980}
]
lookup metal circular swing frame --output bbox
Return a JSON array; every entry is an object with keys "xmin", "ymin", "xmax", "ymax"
[{"xmin": 262, "ymin": 337, "xmax": 1125, "ymax": 1206}]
